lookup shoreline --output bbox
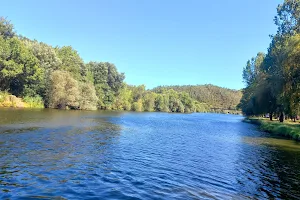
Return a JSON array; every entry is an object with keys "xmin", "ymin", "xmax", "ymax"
[
  {"xmin": 0, "ymin": 107, "xmax": 242, "ymax": 115},
  {"xmin": 244, "ymin": 118, "xmax": 300, "ymax": 141}
]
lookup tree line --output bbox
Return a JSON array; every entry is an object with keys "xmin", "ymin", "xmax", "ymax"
[
  {"xmin": 153, "ymin": 85, "xmax": 242, "ymax": 111},
  {"xmin": 239, "ymin": 0, "xmax": 300, "ymax": 122},
  {"xmin": 0, "ymin": 17, "xmax": 241, "ymax": 113}
]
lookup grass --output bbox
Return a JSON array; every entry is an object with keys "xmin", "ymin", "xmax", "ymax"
[{"xmin": 245, "ymin": 118, "xmax": 300, "ymax": 141}]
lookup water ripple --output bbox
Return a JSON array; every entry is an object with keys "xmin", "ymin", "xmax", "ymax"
[{"xmin": 0, "ymin": 111, "xmax": 300, "ymax": 199}]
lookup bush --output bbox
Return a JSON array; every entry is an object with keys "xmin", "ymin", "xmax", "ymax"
[{"xmin": 23, "ymin": 95, "xmax": 44, "ymax": 108}]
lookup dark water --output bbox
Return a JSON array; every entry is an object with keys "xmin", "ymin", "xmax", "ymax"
[{"xmin": 0, "ymin": 109, "xmax": 300, "ymax": 200}]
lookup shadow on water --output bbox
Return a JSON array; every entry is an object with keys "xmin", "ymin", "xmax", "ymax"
[
  {"xmin": 236, "ymin": 121, "xmax": 300, "ymax": 199},
  {"xmin": 243, "ymin": 136, "xmax": 300, "ymax": 151}
]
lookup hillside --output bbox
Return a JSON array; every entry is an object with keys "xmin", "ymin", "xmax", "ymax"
[{"xmin": 152, "ymin": 84, "xmax": 242, "ymax": 110}]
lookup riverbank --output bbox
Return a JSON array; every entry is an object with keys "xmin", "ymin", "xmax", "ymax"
[
  {"xmin": 244, "ymin": 118, "xmax": 300, "ymax": 141},
  {"xmin": 0, "ymin": 91, "xmax": 242, "ymax": 113},
  {"xmin": 0, "ymin": 91, "xmax": 44, "ymax": 109}
]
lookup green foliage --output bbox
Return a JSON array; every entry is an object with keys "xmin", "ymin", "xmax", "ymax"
[
  {"xmin": 55, "ymin": 46, "xmax": 85, "ymax": 80},
  {"xmin": 23, "ymin": 95, "xmax": 44, "ymax": 108},
  {"xmin": 0, "ymin": 17, "xmax": 15, "ymax": 38},
  {"xmin": 247, "ymin": 119, "xmax": 300, "ymax": 141},
  {"xmin": 48, "ymin": 70, "xmax": 81, "ymax": 109},
  {"xmin": 79, "ymin": 82, "xmax": 98, "ymax": 110},
  {"xmin": 155, "ymin": 94, "xmax": 170, "ymax": 112},
  {"xmin": 275, "ymin": 0, "xmax": 300, "ymax": 35},
  {"xmin": 0, "ymin": 36, "xmax": 43, "ymax": 97},
  {"xmin": 143, "ymin": 92, "xmax": 156, "ymax": 112},
  {"xmin": 23, "ymin": 40, "xmax": 62, "ymax": 71},
  {"xmin": 153, "ymin": 85, "xmax": 242, "ymax": 111},
  {"xmin": 87, "ymin": 62, "xmax": 125, "ymax": 109},
  {"xmin": 281, "ymin": 34, "xmax": 300, "ymax": 118},
  {"xmin": 113, "ymin": 84, "xmax": 133, "ymax": 110},
  {"xmin": 194, "ymin": 102, "xmax": 210, "ymax": 113},
  {"xmin": 132, "ymin": 99, "xmax": 143, "ymax": 112},
  {"xmin": 47, "ymin": 70, "xmax": 99, "ymax": 110},
  {"xmin": 0, "ymin": 90, "xmax": 9, "ymax": 103},
  {"xmin": 240, "ymin": 1, "xmax": 300, "ymax": 121}
]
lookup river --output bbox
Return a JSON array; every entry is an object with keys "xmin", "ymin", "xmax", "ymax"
[{"xmin": 0, "ymin": 109, "xmax": 300, "ymax": 199}]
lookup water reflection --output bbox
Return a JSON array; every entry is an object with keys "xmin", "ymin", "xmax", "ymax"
[
  {"xmin": 243, "ymin": 136, "xmax": 300, "ymax": 151},
  {"xmin": 237, "ymin": 122, "xmax": 300, "ymax": 199}
]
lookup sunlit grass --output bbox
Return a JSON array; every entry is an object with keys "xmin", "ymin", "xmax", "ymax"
[{"xmin": 246, "ymin": 118, "xmax": 300, "ymax": 141}]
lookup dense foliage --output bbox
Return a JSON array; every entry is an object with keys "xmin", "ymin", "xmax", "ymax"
[
  {"xmin": 0, "ymin": 17, "xmax": 241, "ymax": 112},
  {"xmin": 239, "ymin": 0, "xmax": 300, "ymax": 121}
]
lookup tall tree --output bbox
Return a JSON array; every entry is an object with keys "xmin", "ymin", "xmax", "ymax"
[
  {"xmin": 275, "ymin": 0, "xmax": 300, "ymax": 35},
  {"xmin": 0, "ymin": 17, "xmax": 15, "ymax": 38},
  {"xmin": 55, "ymin": 46, "xmax": 85, "ymax": 80}
]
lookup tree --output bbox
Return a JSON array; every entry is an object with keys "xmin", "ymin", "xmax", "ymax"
[
  {"xmin": 239, "ymin": 53, "xmax": 278, "ymax": 119},
  {"xmin": 155, "ymin": 93, "xmax": 170, "ymax": 112},
  {"xmin": 167, "ymin": 89, "xmax": 183, "ymax": 112},
  {"xmin": 0, "ymin": 17, "xmax": 15, "ymax": 38},
  {"xmin": 79, "ymin": 82, "xmax": 98, "ymax": 110},
  {"xmin": 0, "ymin": 37, "xmax": 43, "ymax": 97},
  {"xmin": 88, "ymin": 62, "xmax": 125, "ymax": 109},
  {"xmin": 129, "ymin": 85, "xmax": 146, "ymax": 101},
  {"xmin": 55, "ymin": 46, "xmax": 85, "ymax": 80},
  {"xmin": 275, "ymin": 0, "xmax": 300, "ymax": 35},
  {"xmin": 24, "ymin": 40, "xmax": 62, "ymax": 71},
  {"xmin": 132, "ymin": 99, "xmax": 143, "ymax": 112},
  {"xmin": 143, "ymin": 92, "xmax": 156, "ymax": 112},
  {"xmin": 48, "ymin": 70, "xmax": 80, "ymax": 109},
  {"xmin": 242, "ymin": 53, "xmax": 265, "ymax": 87},
  {"xmin": 239, "ymin": 0, "xmax": 300, "ymax": 121},
  {"xmin": 113, "ymin": 84, "xmax": 133, "ymax": 110},
  {"xmin": 179, "ymin": 92, "xmax": 195, "ymax": 113},
  {"xmin": 23, "ymin": 39, "xmax": 62, "ymax": 100},
  {"xmin": 281, "ymin": 34, "xmax": 300, "ymax": 120},
  {"xmin": 153, "ymin": 84, "xmax": 242, "ymax": 111}
]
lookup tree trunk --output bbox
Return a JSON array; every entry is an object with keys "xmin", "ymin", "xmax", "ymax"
[
  {"xmin": 270, "ymin": 112, "xmax": 273, "ymax": 121},
  {"xmin": 279, "ymin": 112, "xmax": 284, "ymax": 123}
]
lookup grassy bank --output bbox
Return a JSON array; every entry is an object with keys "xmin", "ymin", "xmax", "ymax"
[{"xmin": 245, "ymin": 118, "xmax": 300, "ymax": 141}]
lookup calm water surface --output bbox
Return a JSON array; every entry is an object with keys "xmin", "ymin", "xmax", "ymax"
[{"xmin": 0, "ymin": 109, "xmax": 300, "ymax": 199}]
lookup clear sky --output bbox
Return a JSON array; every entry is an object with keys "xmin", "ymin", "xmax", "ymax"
[{"xmin": 0, "ymin": 0, "xmax": 282, "ymax": 89}]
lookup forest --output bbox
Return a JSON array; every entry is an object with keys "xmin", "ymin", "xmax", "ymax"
[
  {"xmin": 0, "ymin": 17, "xmax": 241, "ymax": 113},
  {"xmin": 239, "ymin": 0, "xmax": 300, "ymax": 122},
  {"xmin": 153, "ymin": 85, "xmax": 242, "ymax": 112}
]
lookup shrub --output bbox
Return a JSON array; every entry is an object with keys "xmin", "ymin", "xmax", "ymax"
[
  {"xmin": 0, "ymin": 90, "xmax": 9, "ymax": 103},
  {"xmin": 23, "ymin": 95, "xmax": 44, "ymax": 108}
]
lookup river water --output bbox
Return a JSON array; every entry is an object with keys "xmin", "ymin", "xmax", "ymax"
[{"xmin": 0, "ymin": 109, "xmax": 300, "ymax": 199}]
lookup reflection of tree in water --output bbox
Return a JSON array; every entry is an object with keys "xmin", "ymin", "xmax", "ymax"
[
  {"xmin": 263, "ymin": 149, "xmax": 300, "ymax": 199},
  {"xmin": 235, "ymin": 140, "xmax": 300, "ymax": 199}
]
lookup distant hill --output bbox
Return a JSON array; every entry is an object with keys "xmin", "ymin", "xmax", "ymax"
[{"xmin": 152, "ymin": 84, "xmax": 242, "ymax": 110}]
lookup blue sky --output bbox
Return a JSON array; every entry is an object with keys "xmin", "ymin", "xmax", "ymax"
[{"xmin": 0, "ymin": 0, "xmax": 281, "ymax": 89}]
